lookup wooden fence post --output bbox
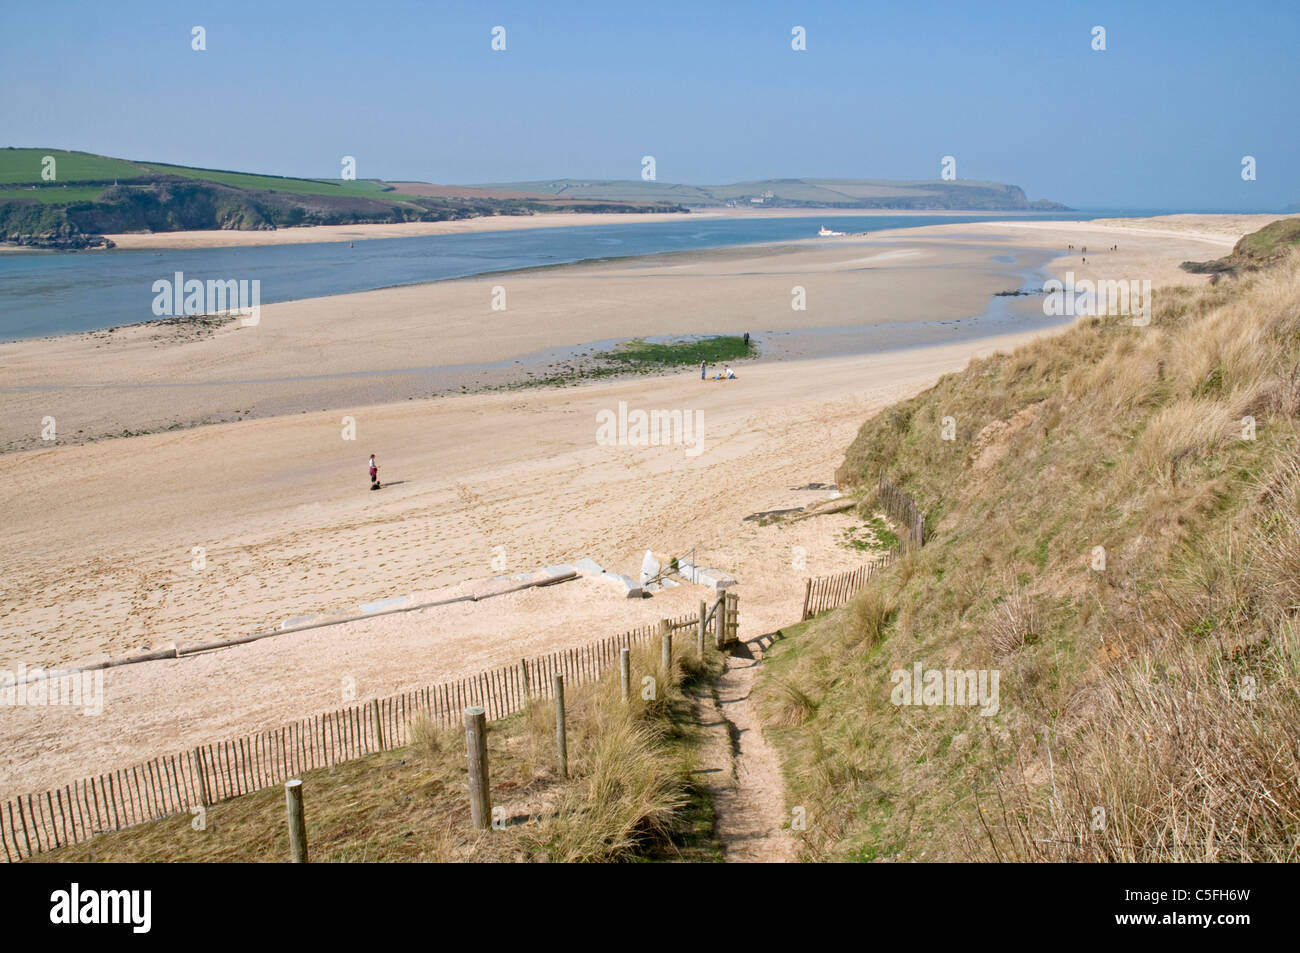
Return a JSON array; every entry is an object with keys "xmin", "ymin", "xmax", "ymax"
[
  {"xmin": 521, "ymin": 658, "xmax": 531, "ymax": 701},
  {"xmin": 620, "ymin": 648, "xmax": 631, "ymax": 703},
  {"xmin": 193, "ymin": 747, "xmax": 210, "ymax": 807},
  {"xmin": 714, "ymin": 592, "xmax": 726, "ymax": 648},
  {"xmin": 372, "ymin": 698, "xmax": 384, "ymax": 751},
  {"xmin": 285, "ymin": 779, "xmax": 307, "ymax": 863},
  {"xmin": 697, "ymin": 600, "xmax": 707, "ymax": 657},
  {"xmin": 661, "ymin": 632, "xmax": 673, "ymax": 673},
  {"xmin": 553, "ymin": 674, "xmax": 568, "ymax": 779},
  {"xmin": 801, "ymin": 578, "xmax": 812, "ymax": 621},
  {"xmin": 464, "ymin": 706, "xmax": 490, "ymax": 829}
]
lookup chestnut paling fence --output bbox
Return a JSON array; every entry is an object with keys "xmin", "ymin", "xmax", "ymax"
[
  {"xmin": 875, "ymin": 474, "xmax": 926, "ymax": 549},
  {"xmin": 799, "ymin": 477, "xmax": 926, "ymax": 621},
  {"xmin": 0, "ymin": 601, "xmax": 738, "ymax": 863},
  {"xmin": 800, "ymin": 550, "xmax": 898, "ymax": 620}
]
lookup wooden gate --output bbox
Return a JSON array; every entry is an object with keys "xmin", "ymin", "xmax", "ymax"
[{"xmin": 720, "ymin": 590, "xmax": 739, "ymax": 646}]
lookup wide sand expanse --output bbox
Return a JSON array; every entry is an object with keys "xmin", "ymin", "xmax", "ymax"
[
  {"xmin": 0, "ymin": 238, "xmax": 1030, "ymax": 454},
  {"xmin": 98, "ymin": 207, "xmax": 1046, "ymax": 250},
  {"xmin": 0, "ymin": 219, "xmax": 1232, "ymax": 456},
  {"xmin": 0, "ymin": 336, "xmax": 1039, "ymax": 795},
  {"xmin": 101, "ymin": 211, "xmax": 720, "ymax": 249},
  {"xmin": 0, "ymin": 214, "xmax": 1252, "ymax": 795}
]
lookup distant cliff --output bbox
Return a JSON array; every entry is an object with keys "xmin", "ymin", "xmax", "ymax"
[
  {"xmin": 0, "ymin": 149, "xmax": 688, "ymax": 249},
  {"xmin": 0, "ymin": 176, "xmax": 686, "ymax": 250},
  {"xmin": 475, "ymin": 177, "xmax": 1071, "ymax": 211}
]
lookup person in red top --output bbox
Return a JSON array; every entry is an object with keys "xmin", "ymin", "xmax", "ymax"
[{"xmin": 368, "ymin": 454, "xmax": 382, "ymax": 490}]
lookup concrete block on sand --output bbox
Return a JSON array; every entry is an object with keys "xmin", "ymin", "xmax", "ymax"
[
  {"xmin": 279, "ymin": 615, "xmax": 320, "ymax": 630},
  {"xmin": 673, "ymin": 556, "xmax": 732, "ymax": 590},
  {"xmin": 360, "ymin": 595, "xmax": 411, "ymax": 614},
  {"xmin": 696, "ymin": 568, "xmax": 737, "ymax": 591},
  {"xmin": 640, "ymin": 550, "xmax": 660, "ymax": 587},
  {"xmin": 616, "ymin": 574, "xmax": 646, "ymax": 598},
  {"xmin": 571, "ymin": 556, "xmax": 645, "ymax": 597},
  {"xmin": 572, "ymin": 557, "xmax": 607, "ymax": 577},
  {"xmin": 591, "ymin": 571, "xmax": 645, "ymax": 598}
]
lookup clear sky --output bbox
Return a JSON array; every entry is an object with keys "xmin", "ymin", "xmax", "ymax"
[{"xmin": 3, "ymin": 0, "xmax": 1297, "ymax": 210}]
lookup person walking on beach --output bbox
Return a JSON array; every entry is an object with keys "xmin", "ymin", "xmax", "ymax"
[
  {"xmin": 701, "ymin": 359, "xmax": 707, "ymax": 380},
  {"xmin": 368, "ymin": 453, "xmax": 382, "ymax": 490}
]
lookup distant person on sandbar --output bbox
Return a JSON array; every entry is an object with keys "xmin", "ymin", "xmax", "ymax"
[{"xmin": 369, "ymin": 453, "xmax": 382, "ymax": 490}]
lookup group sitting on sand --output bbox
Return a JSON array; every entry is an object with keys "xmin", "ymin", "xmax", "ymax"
[{"xmin": 700, "ymin": 361, "xmax": 737, "ymax": 381}]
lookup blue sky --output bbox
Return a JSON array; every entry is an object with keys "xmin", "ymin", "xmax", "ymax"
[{"xmin": 3, "ymin": 0, "xmax": 1297, "ymax": 209}]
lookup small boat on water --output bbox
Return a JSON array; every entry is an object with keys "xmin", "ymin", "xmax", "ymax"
[{"xmin": 818, "ymin": 225, "xmax": 846, "ymax": 237}]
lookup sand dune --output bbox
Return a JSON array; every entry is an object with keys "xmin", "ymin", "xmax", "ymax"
[{"xmin": 1089, "ymin": 212, "xmax": 1300, "ymax": 242}]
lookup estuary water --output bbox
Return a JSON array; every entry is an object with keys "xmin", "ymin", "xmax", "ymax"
[{"xmin": 0, "ymin": 211, "xmax": 1115, "ymax": 341}]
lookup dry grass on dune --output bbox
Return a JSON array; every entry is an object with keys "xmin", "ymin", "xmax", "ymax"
[
  {"xmin": 761, "ymin": 246, "xmax": 1300, "ymax": 862},
  {"xmin": 34, "ymin": 642, "xmax": 727, "ymax": 863}
]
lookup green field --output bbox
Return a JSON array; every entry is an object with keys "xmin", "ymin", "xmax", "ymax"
[
  {"xmin": 139, "ymin": 161, "xmax": 412, "ymax": 200},
  {"xmin": 0, "ymin": 148, "xmax": 421, "ymax": 202},
  {"xmin": 0, "ymin": 185, "xmax": 108, "ymax": 204},
  {"xmin": 0, "ymin": 148, "xmax": 145, "ymax": 185}
]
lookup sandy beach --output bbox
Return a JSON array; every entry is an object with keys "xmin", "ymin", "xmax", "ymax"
[
  {"xmin": 99, "ymin": 211, "xmax": 720, "ymax": 249},
  {"xmin": 97, "ymin": 206, "xmax": 1066, "ymax": 250},
  {"xmin": 0, "ymin": 213, "xmax": 1261, "ymax": 796}
]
